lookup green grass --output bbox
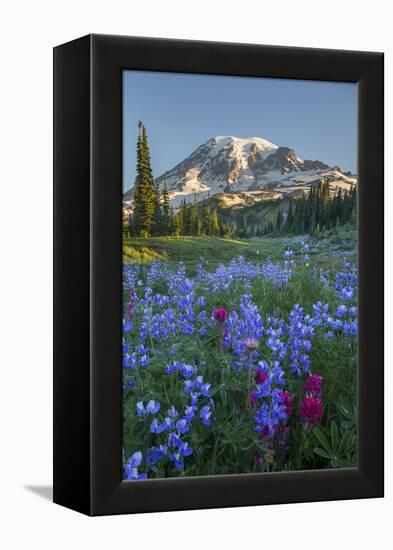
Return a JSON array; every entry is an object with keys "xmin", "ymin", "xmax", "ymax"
[
  {"xmin": 123, "ymin": 245, "xmax": 168, "ymax": 263},
  {"xmin": 123, "ymin": 225, "xmax": 357, "ymax": 273},
  {"xmin": 124, "ymin": 236, "xmax": 285, "ymax": 271}
]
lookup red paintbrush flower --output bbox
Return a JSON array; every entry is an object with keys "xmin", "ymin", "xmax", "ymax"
[
  {"xmin": 299, "ymin": 396, "xmax": 324, "ymax": 429},
  {"xmin": 212, "ymin": 307, "xmax": 227, "ymax": 324}
]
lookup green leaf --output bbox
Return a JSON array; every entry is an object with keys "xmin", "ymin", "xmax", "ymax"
[
  {"xmin": 337, "ymin": 429, "xmax": 350, "ymax": 454},
  {"xmin": 313, "ymin": 428, "xmax": 331, "ymax": 453},
  {"xmin": 341, "ymin": 420, "xmax": 354, "ymax": 430},
  {"xmin": 335, "ymin": 457, "xmax": 356, "ymax": 468},
  {"xmin": 313, "ymin": 447, "xmax": 331, "ymax": 459},
  {"xmin": 331, "ymin": 421, "xmax": 339, "ymax": 454}
]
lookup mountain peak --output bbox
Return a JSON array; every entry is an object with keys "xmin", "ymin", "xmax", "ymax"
[
  {"xmin": 123, "ymin": 135, "xmax": 355, "ymax": 208},
  {"xmin": 210, "ymin": 135, "xmax": 278, "ymax": 153},
  {"xmin": 212, "ymin": 134, "xmax": 278, "ymax": 145}
]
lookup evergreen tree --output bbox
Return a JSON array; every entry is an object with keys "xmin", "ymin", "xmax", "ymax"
[
  {"xmin": 169, "ymin": 205, "xmax": 179, "ymax": 235},
  {"xmin": 151, "ymin": 197, "xmax": 162, "ymax": 236},
  {"xmin": 132, "ymin": 121, "xmax": 155, "ymax": 236},
  {"xmin": 286, "ymin": 201, "xmax": 294, "ymax": 231},
  {"xmin": 211, "ymin": 209, "xmax": 220, "ymax": 236},
  {"xmin": 190, "ymin": 193, "xmax": 200, "ymax": 235},
  {"xmin": 275, "ymin": 210, "xmax": 283, "ymax": 232},
  {"xmin": 161, "ymin": 180, "xmax": 171, "ymax": 235},
  {"xmin": 132, "ymin": 123, "xmax": 143, "ymax": 235},
  {"xmin": 181, "ymin": 199, "xmax": 191, "ymax": 235},
  {"xmin": 202, "ymin": 193, "xmax": 211, "ymax": 235},
  {"xmin": 176, "ymin": 204, "xmax": 184, "ymax": 236},
  {"xmin": 127, "ymin": 214, "xmax": 134, "ymax": 238},
  {"xmin": 309, "ymin": 211, "xmax": 316, "ymax": 234}
]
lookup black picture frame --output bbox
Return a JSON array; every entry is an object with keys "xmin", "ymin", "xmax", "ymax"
[{"xmin": 53, "ymin": 34, "xmax": 384, "ymax": 516}]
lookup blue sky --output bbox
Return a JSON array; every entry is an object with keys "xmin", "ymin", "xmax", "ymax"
[{"xmin": 123, "ymin": 71, "xmax": 357, "ymax": 191}]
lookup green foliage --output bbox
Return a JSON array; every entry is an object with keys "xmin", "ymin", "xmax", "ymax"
[
  {"xmin": 211, "ymin": 208, "xmax": 220, "ymax": 236},
  {"xmin": 161, "ymin": 181, "xmax": 171, "ymax": 235},
  {"xmin": 283, "ymin": 180, "xmax": 357, "ymax": 236},
  {"xmin": 313, "ymin": 422, "xmax": 357, "ymax": 468},
  {"xmin": 190, "ymin": 193, "xmax": 201, "ymax": 236},
  {"xmin": 132, "ymin": 122, "xmax": 157, "ymax": 236},
  {"xmin": 206, "ymin": 180, "xmax": 357, "ymax": 239},
  {"xmin": 201, "ymin": 193, "xmax": 211, "ymax": 235}
]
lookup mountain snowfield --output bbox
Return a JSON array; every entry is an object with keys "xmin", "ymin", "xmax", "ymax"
[{"xmin": 124, "ymin": 135, "xmax": 357, "ymax": 210}]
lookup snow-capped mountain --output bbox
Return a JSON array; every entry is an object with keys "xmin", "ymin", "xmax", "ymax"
[{"xmin": 124, "ymin": 135, "xmax": 357, "ymax": 209}]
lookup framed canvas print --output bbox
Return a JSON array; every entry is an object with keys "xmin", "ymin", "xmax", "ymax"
[{"xmin": 53, "ymin": 34, "xmax": 384, "ymax": 516}]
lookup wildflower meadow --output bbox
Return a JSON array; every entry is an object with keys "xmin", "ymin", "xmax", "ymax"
[{"xmin": 122, "ymin": 231, "xmax": 357, "ymax": 480}]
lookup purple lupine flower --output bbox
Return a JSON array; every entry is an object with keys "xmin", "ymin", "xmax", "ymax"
[
  {"xmin": 146, "ymin": 400, "xmax": 160, "ymax": 414},
  {"xmin": 150, "ymin": 418, "xmax": 168, "ymax": 434},
  {"xmin": 199, "ymin": 405, "xmax": 212, "ymax": 426},
  {"xmin": 124, "ymin": 451, "xmax": 148, "ymax": 480}
]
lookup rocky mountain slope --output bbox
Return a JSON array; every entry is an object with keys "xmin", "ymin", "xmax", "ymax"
[{"xmin": 124, "ymin": 135, "xmax": 357, "ymax": 209}]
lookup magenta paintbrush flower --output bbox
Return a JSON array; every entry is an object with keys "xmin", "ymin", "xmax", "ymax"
[
  {"xmin": 303, "ymin": 373, "xmax": 323, "ymax": 397},
  {"xmin": 212, "ymin": 307, "xmax": 227, "ymax": 324},
  {"xmin": 299, "ymin": 396, "xmax": 324, "ymax": 429}
]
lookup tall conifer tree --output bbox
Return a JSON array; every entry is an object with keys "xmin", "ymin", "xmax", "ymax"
[
  {"xmin": 190, "ymin": 193, "xmax": 200, "ymax": 236},
  {"xmin": 133, "ymin": 121, "xmax": 155, "ymax": 236},
  {"xmin": 211, "ymin": 208, "xmax": 220, "ymax": 236},
  {"xmin": 275, "ymin": 210, "xmax": 283, "ymax": 232},
  {"xmin": 202, "ymin": 193, "xmax": 211, "ymax": 235},
  {"xmin": 169, "ymin": 205, "xmax": 178, "ymax": 235},
  {"xmin": 286, "ymin": 201, "xmax": 294, "ymax": 231},
  {"xmin": 161, "ymin": 180, "xmax": 171, "ymax": 235}
]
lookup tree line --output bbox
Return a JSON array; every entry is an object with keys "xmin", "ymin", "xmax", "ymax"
[
  {"xmin": 273, "ymin": 180, "xmax": 357, "ymax": 236},
  {"xmin": 210, "ymin": 180, "xmax": 357, "ymax": 239},
  {"xmin": 129, "ymin": 189, "xmax": 232, "ymax": 238}
]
